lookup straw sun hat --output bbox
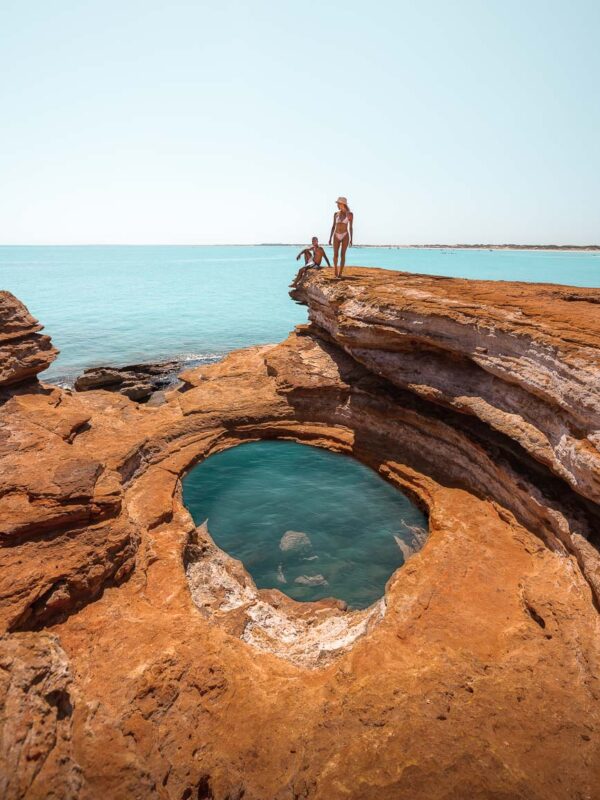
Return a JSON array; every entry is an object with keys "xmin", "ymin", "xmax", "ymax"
[{"xmin": 336, "ymin": 196, "xmax": 348, "ymax": 205}]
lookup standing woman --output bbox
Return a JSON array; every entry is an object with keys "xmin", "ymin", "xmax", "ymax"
[{"xmin": 328, "ymin": 196, "xmax": 353, "ymax": 278}]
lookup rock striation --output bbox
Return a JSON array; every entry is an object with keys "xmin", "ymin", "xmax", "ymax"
[
  {"xmin": 292, "ymin": 267, "xmax": 600, "ymax": 601},
  {"xmin": 1, "ymin": 268, "xmax": 599, "ymax": 799},
  {"xmin": 0, "ymin": 291, "xmax": 58, "ymax": 387},
  {"xmin": 291, "ymin": 268, "xmax": 600, "ymax": 504}
]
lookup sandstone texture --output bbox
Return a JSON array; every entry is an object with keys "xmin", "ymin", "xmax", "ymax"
[
  {"xmin": 292, "ymin": 268, "xmax": 600, "ymax": 504},
  {"xmin": 292, "ymin": 267, "xmax": 600, "ymax": 600},
  {"xmin": 0, "ymin": 292, "xmax": 58, "ymax": 387},
  {"xmin": 1, "ymin": 268, "xmax": 599, "ymax": 799}
]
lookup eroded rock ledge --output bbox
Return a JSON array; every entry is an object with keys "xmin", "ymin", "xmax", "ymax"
[
  {"xmin": 0, "ymin": 292, "xmax": 58, "ymax": 387},
  {"xmin": 291, "ymin": 268, "xmax": 600, "ymax": 504},
  {"xmin": 1, "ymin": 269, "xmax": 599, "ymax": 799},
  {"xmin": 292, "ymin": 268, "xmax": 600, "ymax": 600}
]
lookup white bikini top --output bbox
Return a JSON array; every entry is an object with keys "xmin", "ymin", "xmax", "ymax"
[{"xmin": 335, "ymin": 211, "xmax": 350, "ymax": 226}]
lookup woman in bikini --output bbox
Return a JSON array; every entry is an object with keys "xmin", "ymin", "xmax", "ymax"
[{"xmin": 328, "ymin": 196, "xmax": 353, "ymax": 278}]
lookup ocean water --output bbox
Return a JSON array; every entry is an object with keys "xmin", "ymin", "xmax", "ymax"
[
  {"xmin": 0, "ymin": 245, "xmax": 598, "ymax": 381},
  {"xmin": 182, "ymin": 441, "xmax": 428, "ymax": 609}
]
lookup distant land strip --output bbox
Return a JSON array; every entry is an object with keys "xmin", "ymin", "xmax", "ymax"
[{"xmin": 259, "ymin": 243, "xmax": 600, "ymax": 251}]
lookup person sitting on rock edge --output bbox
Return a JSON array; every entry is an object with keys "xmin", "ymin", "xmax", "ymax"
[{"xmin": 295, "ymin": 237, "xmax": 331, "ymax": 280}]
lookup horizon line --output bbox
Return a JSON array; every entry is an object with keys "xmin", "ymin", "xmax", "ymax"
[{"xmin": 0, "ymin": 242, "xmax": 599, "ymax": 250}]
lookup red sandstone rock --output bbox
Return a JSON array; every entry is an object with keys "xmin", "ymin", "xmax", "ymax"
[
  {"xmin": 0, "ymin": 633, "xmax": 80, "ymax": 800},
  {"xmin": 0, "ymin": 292, "xmax": 58, "ymax": 386},
  {"xmin": 0, "ymin": 275, "xmax": 599, "ymax": 799},
  {"xmin": 292, "ymin": 268, "xmax": 600, "ymax": 504}
]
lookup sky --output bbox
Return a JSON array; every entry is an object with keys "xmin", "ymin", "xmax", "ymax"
[{"xmin": 0, "ymin": 0, "xmax": 598, "ymax": 245}]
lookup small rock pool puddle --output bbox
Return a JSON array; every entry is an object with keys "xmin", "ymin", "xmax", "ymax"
[{"xmin": 182, "ymin": 441, "xmax": 428, "ymax": 609}]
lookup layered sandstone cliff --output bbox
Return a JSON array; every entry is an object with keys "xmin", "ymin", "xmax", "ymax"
[
  {"xmin": 1, "ymin": 270, "xmax": 599, "ymax": 800},
  {"xmin": 0, "ymin": 291, "xmax": 58, "ymax": 387},
  {"xmin": 292, "ymin": 268, "xmax": 600, "ymax": 601},
  {"xmin": 291, "ymin": 268, "xmax": 600, "ymax": 505}
]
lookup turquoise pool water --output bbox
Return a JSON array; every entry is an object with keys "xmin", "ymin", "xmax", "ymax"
[
  {"xmin": 182, "ymin": 441, "xmax": 428, "ymax": 609},
  {"xmin": 0, "ymin": 245, "xmax": 598, "ymax": 381}
]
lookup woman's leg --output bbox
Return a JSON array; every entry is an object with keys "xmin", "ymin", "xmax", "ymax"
[
  {"xmin": 332, "ymin": 238, "xmax": 340, "ymax": 276},
  {"xmin": 339, "ymin": 235, "xmax": 349, "ymax": 276}
]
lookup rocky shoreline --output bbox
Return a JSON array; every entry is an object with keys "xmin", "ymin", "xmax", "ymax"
[
  {"xmin": 1, "ymin": 269, "xmax": 599, "ymax": 799},
  {"xmin": 44, "ymin": 355, "xmax": 221, "ymax": 403},
  {"xmin": 73, "ymin": 359, "xmax": 204, "ymax": 403}
]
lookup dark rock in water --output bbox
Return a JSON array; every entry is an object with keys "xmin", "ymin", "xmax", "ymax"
[{"xmin": 74, "ymin": 361, "xmax": 185, "ymax": 403}]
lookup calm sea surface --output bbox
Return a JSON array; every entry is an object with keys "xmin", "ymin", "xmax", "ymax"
[{"xmin": 0, "ymin": 245, "xmax": 598, "ymax": 381}]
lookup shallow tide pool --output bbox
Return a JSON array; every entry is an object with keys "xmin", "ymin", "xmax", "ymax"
[{"xmin": 182, "ymin": 441, "xmax": 428, "ymax": 609}]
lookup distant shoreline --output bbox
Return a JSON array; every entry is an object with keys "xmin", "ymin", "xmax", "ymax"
[
  {"xmin": 261, "ymin": 243, "xmax": 600, "ymax": 252},
  {"xmin": 1, "ymin": 243, "xmax": 598, "ymax": 251},
  {"xmin": 372, "ymin": 244, "xmax": 600, "ymax": 252}
]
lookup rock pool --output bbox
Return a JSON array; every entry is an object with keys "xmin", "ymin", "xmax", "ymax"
[{"xmin": 182, "ymin": 440, "xmax": 428, "ymax": 609}]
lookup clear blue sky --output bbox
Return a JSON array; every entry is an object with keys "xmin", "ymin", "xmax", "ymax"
[{"xmin": 1, "ymin": 0, "xmax": 598, "ymax": 245}]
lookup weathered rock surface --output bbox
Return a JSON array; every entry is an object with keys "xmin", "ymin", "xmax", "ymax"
[
  {"xmin": 0, "ymin": 633, "xmax": 81, "ymax": 800},
  {"xmin": 291, "ymin": 267, "xmax": 600, "ymax": 505},
  {"xmin": 74, "ymin": 360, "xmax": 189, "ymax": 402},
  {"xmin": 1, "ymin": 270, "xmax": 599, "ymax": 799},
  {"xmin": 0, "ymin": 291, "xmax": 58, "ymax": 387}
]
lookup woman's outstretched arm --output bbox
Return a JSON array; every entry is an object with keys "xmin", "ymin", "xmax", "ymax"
[{"xmin": 349, "ymin": 213, "xmax": 354, "ymax": 246}]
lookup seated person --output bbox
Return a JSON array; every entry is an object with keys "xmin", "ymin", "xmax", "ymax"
[{"xmin": 296, "ymin": 237, "xmax": 331, "ymax": 270}]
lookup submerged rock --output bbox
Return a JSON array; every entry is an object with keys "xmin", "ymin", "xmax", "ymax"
[
  {"xmin": 279, "ymin": 530, "xmax": 312, "ymax": 552},
  {"xmin": 394, "ymin": 524, "xmax": 428, "ymax": 561},
  {"xmin": 295, "ymin": 574, "xmax": 328, "ymax": 587}
]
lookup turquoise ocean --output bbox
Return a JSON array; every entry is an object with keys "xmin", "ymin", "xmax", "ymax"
[{"xmin": 1, "ymin": 245, "xmax": 598, "ymax": 382}]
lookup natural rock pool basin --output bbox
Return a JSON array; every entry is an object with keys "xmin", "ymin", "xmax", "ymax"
[{"xmin": 182, "ymin": 440, "xmax": 428, "ymax": 609}]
